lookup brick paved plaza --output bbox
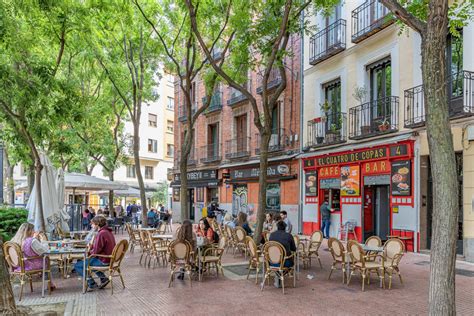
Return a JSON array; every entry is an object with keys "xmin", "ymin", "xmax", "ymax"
[{"xmin": 15, "ymin": 233, "xmax": 474, "ymax": 316}]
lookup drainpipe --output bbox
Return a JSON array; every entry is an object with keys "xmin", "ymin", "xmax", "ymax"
[{"xmin": 298, "ymin": 11, "xmax": 305, "ymax": 233}]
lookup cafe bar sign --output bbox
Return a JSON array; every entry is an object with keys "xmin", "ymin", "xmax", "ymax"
[
  {"xmin": 173, "ymin": 169, "xmax": 217, "ymax": 182},
  {"xmin": 231, "ymin": 164, "xmax": 290, "ymax": 179}
]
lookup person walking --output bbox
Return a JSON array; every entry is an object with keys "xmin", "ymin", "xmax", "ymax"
[{"xmin": 320, "ymin": 200, "xmax": 333, "ymax": 239}]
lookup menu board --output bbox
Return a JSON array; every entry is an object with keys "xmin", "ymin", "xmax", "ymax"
[
  {"xmin": 341, "ymin": 165, "xmax": 360, "ymax": 196},
  {"xmin": 304, "ymin": 171, "xmax": 318, "ymax": 197},
  {"xmin": 391, "ymin": 160, "xmax": 411, "ymax": 196}
]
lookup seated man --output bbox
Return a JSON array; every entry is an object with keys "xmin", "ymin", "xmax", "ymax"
[
  {"xmin": 147, "ymin": 209, "xmax": 158, "ymax": 228},
  {"xmin": 269, "ymin": 220, "xmax": 296, "ymax": 288},
  {"xmin": 75, "ymin": 215, "xmax": 116, "ymax": 290}
]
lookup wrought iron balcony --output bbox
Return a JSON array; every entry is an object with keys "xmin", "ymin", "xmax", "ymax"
[
  {"xmin": 254, "ymin": 128, "xmax": 289, "ymax": 155},
  {"xmin": 178, "ymin": 104, "xmax": 197, "ymax": 122},
  {"xmin": 227, "ymin": 81, "xmax": 251, "ymax": 106},
  {"xmin": 306, "ymin": 112, "xmax": 347, "ymax": 148},
  {"xmin": 309, "ymin": 19, "xmax": 346, "ymax": 65},
  {"xmin": 351, "ymin": 0, "xmax": 394, "ymax": 43},
  {"xmin": 404, "ymin": 70, "xmax": 474, "ymax": 128},
  {"xmin": 202, "ymin": 91, "xmax": 223, "ymax": 114},
  {"xmin": 225, "ymin": 136, "xmax": 251, "ymax": 159},
  {"xmin": 349, "ymin": 96, "xmax": 399, "ymax": 139},
  {"xmin": 200, "ymin": 143, "xmax": 222, "ymax": 164},
  {"xmin": 257, "ymin": 68, "xmax": 282, "ymax": 94}
]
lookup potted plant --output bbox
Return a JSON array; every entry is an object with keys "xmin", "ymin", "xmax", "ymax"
[
  {"xmin": 320, "ymin": 100, "xmax": 331, "ymax": 116},
  {"xmin": 326, "ymin": 123, "xmax": 340, "ymax": 143},
  {"xmin": 378, "ymin": 119, "xmax": 390, "ymax": 132}
]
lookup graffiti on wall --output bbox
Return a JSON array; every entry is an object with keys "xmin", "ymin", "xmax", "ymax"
[{"xmin": 232, "ymin": 185, "xmax": 248, "ymax": 216}]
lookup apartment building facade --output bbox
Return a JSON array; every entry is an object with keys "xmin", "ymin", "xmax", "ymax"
[
  {"xmin": 171, "ymin": 37, "xmax": 302, "ymax": 229},
  {"xmin": 300, "ymin": 0, "xmax": 474, "ymax": 261}
]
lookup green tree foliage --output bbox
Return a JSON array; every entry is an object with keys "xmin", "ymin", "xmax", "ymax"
[{"xmin": 0, "ymin": 206, "xmax": 28, "ymax": 241}]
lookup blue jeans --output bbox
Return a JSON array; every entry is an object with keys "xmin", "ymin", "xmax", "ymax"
[
  {"xmin": 321, "ymin": 219, "xmax": 330, "ymax": 238},
  {"xmin": 75, "ymin": 258, "xmax": 107, "ymax": 286}
]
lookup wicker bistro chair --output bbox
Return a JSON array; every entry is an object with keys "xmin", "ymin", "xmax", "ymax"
[
  {"xmin": 261, "ymin": 241, "xmax": 296, "ymax": 294},
  {"xmin": 168, "ymin": 240, "xmax": 193, "ymax": 287},
  {"xmin": 201, "ymin": 237, "xmax": 226, "ymax": 278},
  {"xmin": 3, "ymin": 241, "xmax": 52, "ymax": 301},
  {"xmin": 147, "ymin": 232, "xmax": 169, "ymax": 268},
  {"xmin": 224, "ymin": 225, "xmax": 236, "ymax": 253},
  {"xmin": 347, "ymin": 240, "xmax": 385, "ymax": 291},
  {"xmin": 233, "ymin": 227, "xmax": 248, "ymax": 257},
  {"xmin": 292, "ymin": 235, "xmax": 308, "ymax": 269},
  {"xmin": 125, "ymin": 223, "xmax": 141, "ymax": 253},
  {"xmin": 307, "ymin": 230, "xmax": 323, "ymax": 268},
  {"xmin": 383, "ymin": 238, "xmax": 405, "ymax": 289},
  {"xmin": 365, "ymin": 236, "xmax": 383, "ymax": 262},
  {"xmin": 327, "ymin": 238, "xmax": 347, "ymax": 284},
  {"xmin": 86, "ymin": 239, "xmax": 129, "ymax": 295},
  {"xmin": 245, "ymin": 236, "xmax": 262, "ymax": 284},
  {"xmin": 139, "ymin": 230, "xmax": 151, "ymax": 266}
]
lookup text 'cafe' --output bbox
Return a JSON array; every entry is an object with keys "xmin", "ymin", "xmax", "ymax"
[{"xmin": 302, "ymin": 140, "xmax": 417, "ymax": 251}]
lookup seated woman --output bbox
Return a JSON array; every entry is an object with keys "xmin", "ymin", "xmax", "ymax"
[
  {"xmin": 235, "ymin": 212, "xmax": 253, "ymax": 236},
  {"xmin": 263, "ymin": 213, "xmax": 274, "ymax": 232},
  {"xmin": 176, "ymin": 220, "xmax": 196, "ymax": 280},
  {"xmin": 11, "ymin": 223, "xmax": 56, "ymax": 289},
  {"xmin": 223, "ymin": 213, "xmax": 235, "ymax": 228},
  {"xmin": 196, "ymin": 218, "xmax": 215, "ymax": 244}
]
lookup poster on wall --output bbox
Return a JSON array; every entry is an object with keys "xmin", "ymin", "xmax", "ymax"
[
  {"xmin": 391, "ymin": 160, "xmax": 411, "ymax": 196},
  {"xmin": 304, "ymin": 171, "xmax": 318, "ymax": 204},
  {"xmin": 173, "ymin": 188, "xmax": 180, "ymax": 202},
  {"xmin": 340, "ymin": 165, "xmax": 360, "ymax": 196}
]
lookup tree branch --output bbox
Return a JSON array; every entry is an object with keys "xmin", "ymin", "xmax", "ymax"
[{"xmin": 380, "ymin": 0, "xmax": 427, "ymax": 34}]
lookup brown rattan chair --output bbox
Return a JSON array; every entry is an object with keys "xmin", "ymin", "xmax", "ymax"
[
  {"xmin": 365, "ymin": 236, "xmax": 383, "ymax": 262},
  {"xmin": 201, "ymin": 237, "xmax": 226, "ymax": 278},
  {"xmin": 139, "ymin": 230, "xmax": 151, "ymax": 266},
  {"xmin": 86, "ymin": 239, "xmax": 129, "ymax": 295},
  {"xmin": 224, "ymin": 225, "xmax": 236, "ymax": 253},
  {"xmin": 3, "ymin": 241, "xmax": 52, "ymax": 301},
  {"xmin": 307, "ymin": 230, "xmax": 323, "ymax": 268},
  {"xmin": 383, "ymin": 238, "xmax": 405, "ymax": 289},
  {"xmin": 125, "ymin": 223, "xmax": 141, "ymax": 253},
  {"xmin": 168, "ymin": 240, "xmax": 193, "ymax": 287},
  {"xmin": 327, "ymin": 237, "xmax": 347, "ymax": 284},
  {"xmin": 234, "ymin": 227, "xmax": 248, "ymax": 257},
  {"xmin": 347, "ymin": 240, "xmax": 385, "ymax": 291},
  {"xmin": 245, "ymin": 236, "xmax": 262, "ymax": 284},
  {"xmin": 147, "ymin": 231, "xmax": 169, "ymax": 268},
  {"xmin": 261, "ymin": 241, "xmax": 296, "ymax": 294}
]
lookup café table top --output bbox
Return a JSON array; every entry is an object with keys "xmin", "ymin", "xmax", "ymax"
[
  {"xmin": 361, "ymin": 244, "xmax": 384, "ymax": 252},
  {"xmin": 43, "ymin": 240, "xmax": 86, "ymax": 244},
  {"xmin": 43, "ymin": 247, "xmax": 87, "ymax": 255},
  {"xmin": 152, "ymin": 234, "xmax": 173, "ymax": 239},
  {"xmin": 69, "ymin": 230, "xmax": 89, "ymax": 234},
  {"xmin": 138, "ymin": 227, "xmax": 157, "ymax": 231}
]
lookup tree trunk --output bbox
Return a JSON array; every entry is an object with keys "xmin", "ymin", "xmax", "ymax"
[
  {"xmin": 133, "ymin": 122, "xmax": 148, "ymax": 226},
  {"xmin": 34, "ymin": 161, "xmax": 45, "ymax": 231},
  {"xmin": 179, "ymin": 128, "xmax": 193, "ymax": 223},
  {"xmin": 4, "ymin": 148, "xmax": 14, "ymax": 205},
  {"xmin": 422, "ymin": 2, "xmax": 457, "ymax": 314},
  {"xmin": 27, "ymin": 162, "xmax": 34, "ymax": 197},
  {"xmin": 108, "ymin": 171, "xmax": 115, "ymax": 216},
  {"xmin": 0, "ymin": 240, "xmax": 18, "ymax": 315},
  {"xmin": 254, "ymin": 129, "xmax": 271, "ymax": 244}
]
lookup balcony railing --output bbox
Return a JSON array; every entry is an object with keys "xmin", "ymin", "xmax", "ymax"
[
  {"xmin": 225, "ymin": 136, "xmax": 251, "ymax": 159},
  {"xmin": 227, "ymin": 81, "xmax": 251, "ymax": 106},
  {"xmin": 257, "ymin": 68, "xmax": 282, "ymax": 94},
  {"xmin": 202, "ymin": 91, "xmax": 223, "ymax": 114},
  {"xmin": 306, "ymin": 112, "xmax": 347, "ymax": 148},
  {"xmin": 200, "ymin": 143, "xmax": 222, "ymax": 163},
  {"xmin": 178, "ymin": 104, "xmax": 197, "ymax": 122},
  {"xmin": 309, "ymin": 19, "xmax": 346, "ymax": 65},
  {"xmin": 349, "ymin": 96, "xmax": 399, "ymax": 139},
  {"xmin": 351, "ymin": 0, "xmax": 394, "ymax": 43},
  {"xmin": 176, "ymin": 148, "xmax": 197, "ymax": 165},
  {"xmin": 404, "ymin": 70, "xmax": 474, "ymax": 128},
  {"xmin": 255, "ymin": 128, "xmax": 289, "ymax": 155}
]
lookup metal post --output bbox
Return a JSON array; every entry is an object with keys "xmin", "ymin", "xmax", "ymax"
[{"xmin": 0, "ymin": 143, "xmax": 4, "ymax": 205}]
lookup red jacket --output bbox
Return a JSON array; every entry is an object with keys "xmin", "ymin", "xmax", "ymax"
[{"xmin": 90, "ymin": 226, "xmax": 116, "ymax": 263}]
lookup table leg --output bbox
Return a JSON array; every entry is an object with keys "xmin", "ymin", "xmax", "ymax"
[
  {"xmin": 42, "ymin": 255, "xmax": 46, "ymax": 297},
  {"xmin": 198, "ymin": 247, "xmax": 202, "ymax": 282},
  {"xmin": 82, "ymin": 252, "xmax": 86, "ymax": 294}
]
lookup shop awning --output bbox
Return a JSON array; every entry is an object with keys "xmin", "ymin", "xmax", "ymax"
[
  {"xmin": 170, "ymin": 180, "xmax": 221, "ymax": 188},
  {"xmin": 298, "ymin": 132, "xmax": 414, "ymax": 160}
]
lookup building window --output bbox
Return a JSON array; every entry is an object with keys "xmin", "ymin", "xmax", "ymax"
[
  {"xmin": 167, "ymin": 97, "xmax": 174, "ymax": 110},
  {"xmin": 126, "ymin": 165, "xmax": 136, "ymax": 178},
  {"xmin": 145, "ymin": 166, "xmax": 154, "ymax": 180},
  {"xmin": 167, "ymin": 144, "xmax": 174, "ymax": 157},
  {"xmin": 368, "ymin": 57, "xmax": 391, "ymax": 101},
  {"xmin": 148, "ymin": 114, "xmax": 157, "ymax": 127},
  {"xmin": 148, "ymin": 139, "xmax": 158, "ymax": 153},
  {"xmin": 323, "ymin": 79, "xmax": 342, "ymax": 114},
  {"xmin": 167, "ymin": 120, "xmax": 174, "ymax": 133}
]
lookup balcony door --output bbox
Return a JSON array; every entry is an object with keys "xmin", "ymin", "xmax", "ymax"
[
  {"xmin": 235, "ymin": 114, "xmax": 247, "ymax": 153},
  {"xmin": 447, "ymin": 31, "xmax": 463, "ymax": 114},
  {"xmin": 208, "ymin": 123, "xmax": 219, "ymax": 158},
  {"xmin": 270, "ymin": 103, "xmax": 280, "ymax": 148},
  {"xmin": 369, "ymin": 58, "xmax": 392, "ymax": 125},
  {"xmin": 324, "ymin": 79, "xmax": 342, "ymax": 131},
  {"xmin": 326, "ymin": 4, "xmax": 341, "ymax": 50}
]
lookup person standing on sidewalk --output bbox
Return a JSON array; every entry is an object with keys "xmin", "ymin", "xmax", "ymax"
[{"xmin": 320, "ymin": 200, "xmax": 333, "ymax": 239}]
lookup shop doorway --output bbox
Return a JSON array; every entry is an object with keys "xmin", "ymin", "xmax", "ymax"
[
  {"xmin": 188, "ymin": 189, "xmax": 195, "ymax": 221},
  {"xmin": 320, "ymin": 189, "xmax": 341, "ymax": 212},
  {"xmin": 363, "ymin": 185, "xmax": 390, "ymax": 240}
]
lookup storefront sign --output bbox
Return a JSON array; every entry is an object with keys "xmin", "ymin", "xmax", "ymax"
[
  {"xmin": 304, "ymin": 171, "xmax": 318, "ymax": 197},
  {"xmin": 391, "ymin": 160, "xmax": 411, "ymax": 196},
  {"xmin": 316, "ymin": 148, "xmax": 387, "ymax": 166},
  {"xmin": 231, "ymin": 164, "xmax": 290, "ymax": 179},
  {"xmin": 319, "ymin": 165, "xmax": 340, "ymax": 178},
  {"xmin": 362, "ymin": 160, "xmax": 390, "ymax": 174},
  {"xmin": 390, "ymin": 144, "xmax": 408, "ymax": 157},
  {"xmin": 173, "ymin": 169, "xmax": 218, "ymax": 182},
  {"xmin": 364, "ymin": 175, "xmax": 391, "ymax": 185},
  {"xmin": 320, "ymin": 178, "xmax": 341, "ymax": 189},
  {"xmin": 341, "ymin": 165, "xmax": 360, "ymax": 196},
  {"xmin": 304, "ymin": 159, "xmax": 315, "ymax": 168}
]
